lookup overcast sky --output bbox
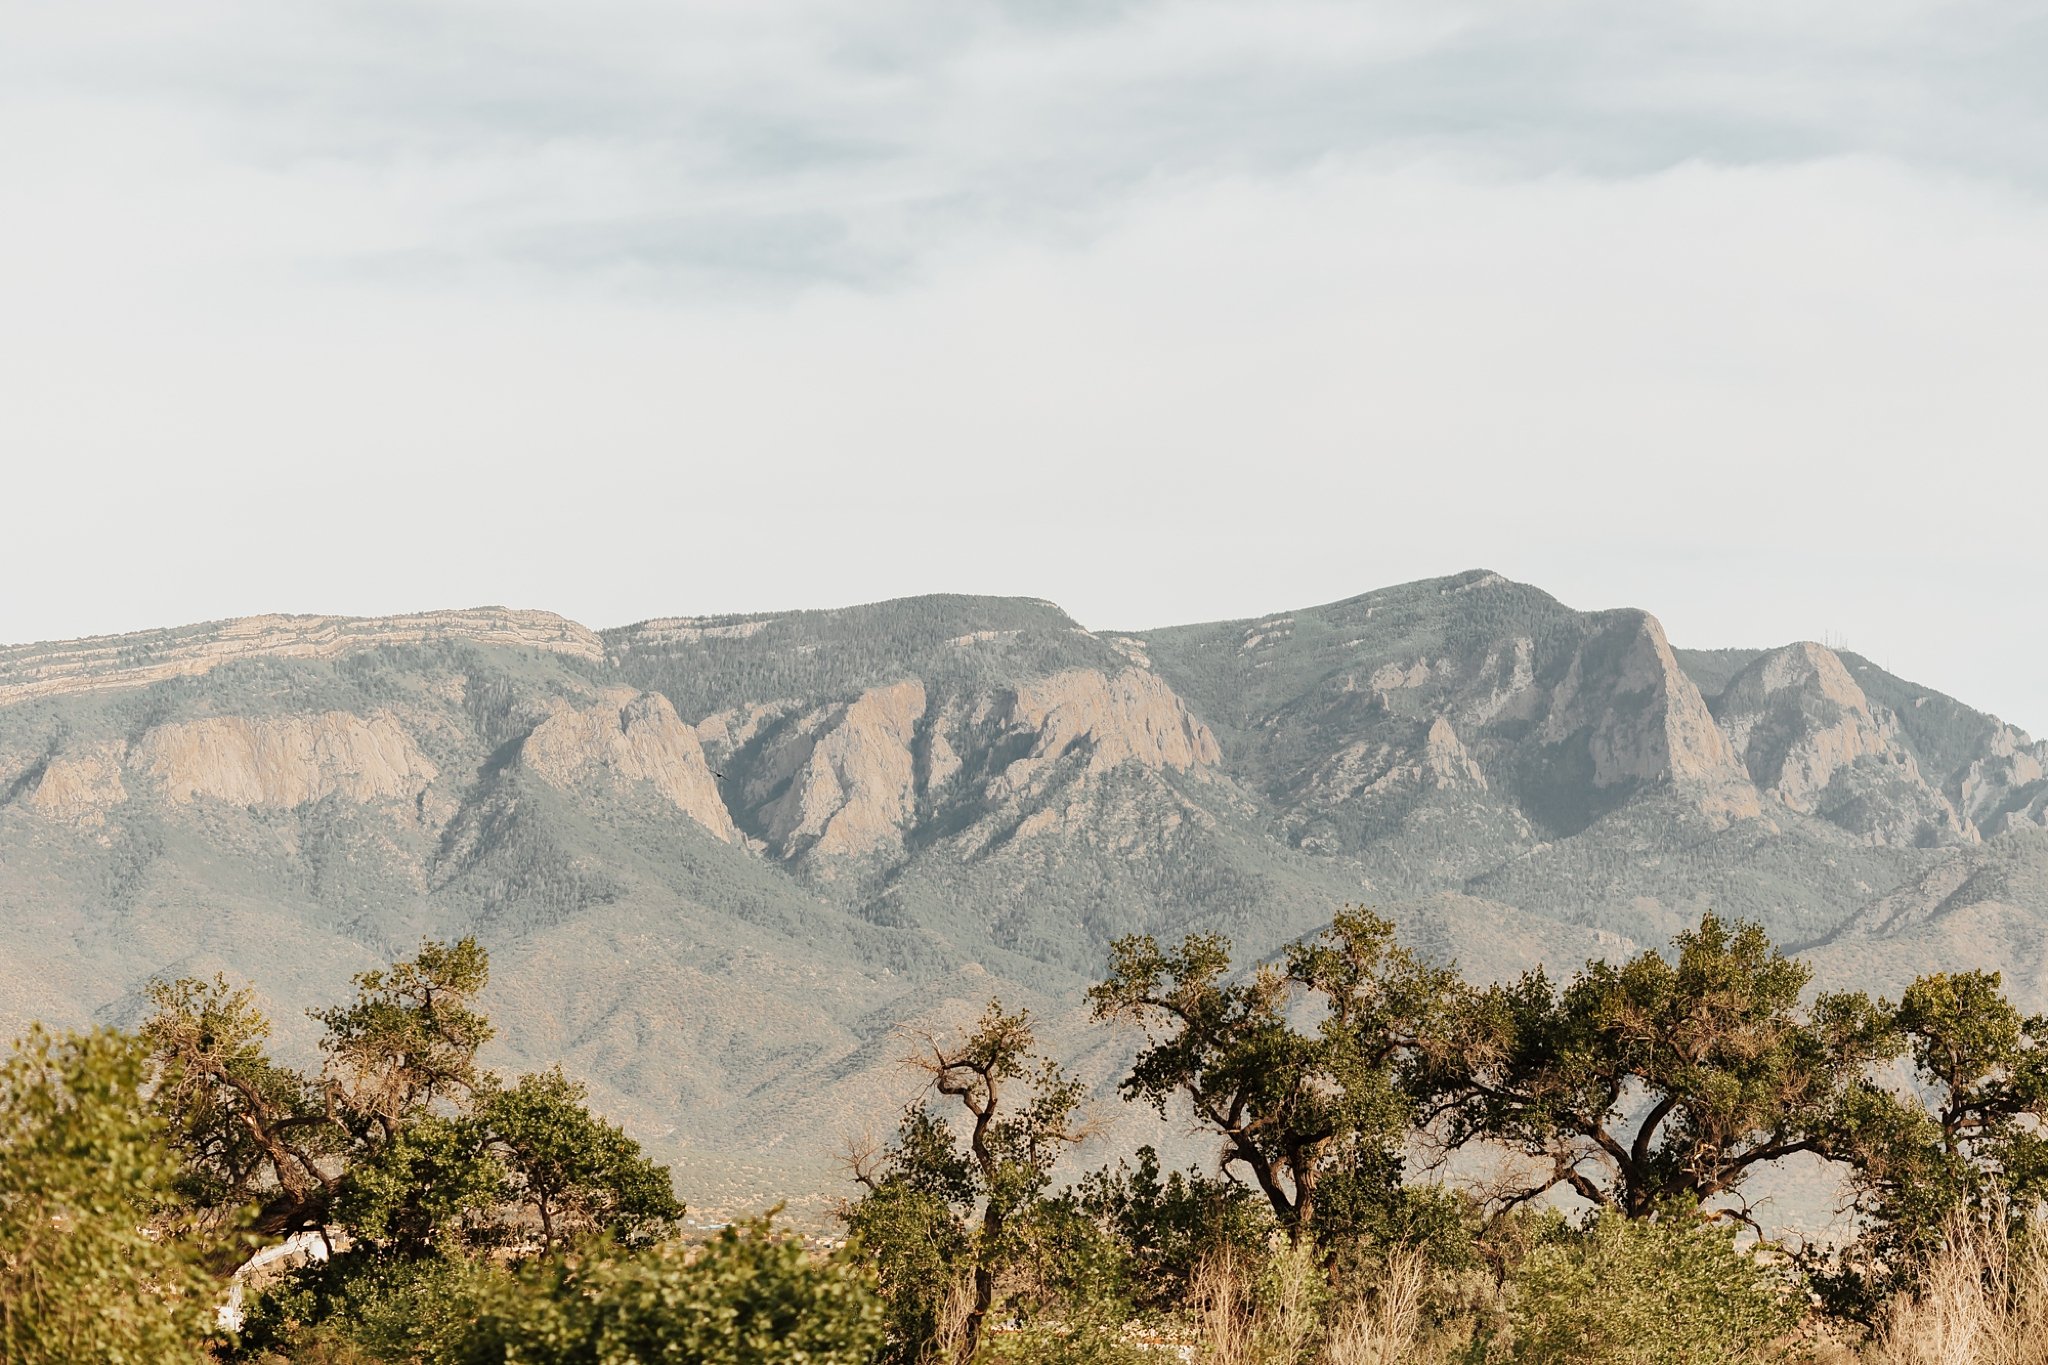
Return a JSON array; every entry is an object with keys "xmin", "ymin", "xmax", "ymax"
[{"xmin": 4, "ymin": 1, "xmax": 2045, "ymax": 730}]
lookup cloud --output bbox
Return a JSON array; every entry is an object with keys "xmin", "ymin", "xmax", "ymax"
[{"xmin": 0, "ymin": 1, "xmax": 2044, "ymax": 729}]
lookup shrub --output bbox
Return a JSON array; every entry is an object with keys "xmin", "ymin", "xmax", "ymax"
[
  {"xmin": 461, "ymin": 1218, "xmax": 884, "ymax": 1365},
  {"xmin": 237, "ymin": 1249, "xmax": 499, "ymax": 1364},
  {"xmin": 0, "ymin": 1027, "xmax": 215, "ymax": 1365},
  {"xmin": 1508, "ymin": 1209, "xmax": 1801, "ymax": 1365}
]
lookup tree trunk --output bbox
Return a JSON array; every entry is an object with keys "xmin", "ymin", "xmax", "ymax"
[{"xmin": 960, "ymin": 1263, "xmax": 996, "ymax": 1363}]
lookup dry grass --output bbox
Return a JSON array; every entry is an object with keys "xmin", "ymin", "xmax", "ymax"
[
  {"xmin": 1187, "ymin": 1243, "xmax": 1456, "ymax": 1365},
  {"xmin": 1320, "ymin": 1249, "xmax": 1430, "ymax": 1365},
  {"xmin": 1079, "ymin": 1217, "xmax": 2048, "ymax": 1365},
  {"xmin": 1188, "ymin": 1243, "xmax": 1322, "ymax": 1365},
  {"xmin": 1865, "ymin": 1217, "xmax": 2048, "ymax": 1365}
]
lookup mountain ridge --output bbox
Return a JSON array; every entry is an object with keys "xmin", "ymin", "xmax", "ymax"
[{"xmin": 4, "ymin": 570, "xmax": 2046, "ymax": 1216}]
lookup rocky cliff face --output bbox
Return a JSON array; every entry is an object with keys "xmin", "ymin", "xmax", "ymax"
[
  {"xmin": 753, "ymin": 681, "xmax": 927, "ymax": 861},
  {"xmin": 1150, "ymin": 582, "xmax": 1763, "ymax": 852},
  {"xmin": 1538, "ymin": 611, "xmax": 1761, "ymax": 823},
  {"xmin": 701, "ymin": 663, "xmax": 1220, "ymax": 867},
  {"xmin": 997, "ymin": 667, "xmax": 1219, "ymax": 792},
  {"xmin": 137, "ymin": 712, "xmax": 441, "ymax": 809},
  {"xmin": 1712, "ymin": 642, "xmax": 1973, "ymax": 847},
  {"xmin": 23, "ymin": 743, "xmax": 128, "ymax": 826},
  {"xmin": 1957, "ymin": 723, "xmax": 2048, "ymax": 836},
  {"xmin": 519, "ymin": 690, "xmax": 737, "ymax": 842}
]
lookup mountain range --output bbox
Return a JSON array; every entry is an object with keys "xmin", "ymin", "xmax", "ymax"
[{"xmin": 4, "ymin": 571, "xmax": 2046, "ymax": 1217}]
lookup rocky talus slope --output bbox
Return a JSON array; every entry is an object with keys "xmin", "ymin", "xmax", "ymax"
[{"xmin": 3, "ymin": 575, "xmax": 2046, "ymax": 1214}]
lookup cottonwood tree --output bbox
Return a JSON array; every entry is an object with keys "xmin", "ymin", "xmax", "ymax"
[
  {"xmin": 1425, "ymin": 913, "xmax": 1898, "ymax": 1222},
  {"xmin": 145, "ymin": 937, "xmax": 678, "ymax": 1263},
  {"xmin": 143, "ymin": 972, "xmax": 344, "ymax": 1243},
  {"xmin": 843, "ymin": 1002, "xmax": 1086, "ymax": 1364},
  {"xmin": 479, "ymin": 1068, "xmax": 682, "ymax": 1253},
  {"xmin": 1090, "ymin": 907, "xmax": 1457, "ymax": 1245},
  {"xmin": 1831, "ymin": 969, "xmax": 2048, "ymax": 1300}
]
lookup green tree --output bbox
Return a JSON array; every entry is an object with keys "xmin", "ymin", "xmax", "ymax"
[
  {"xmin": 143, "ymin": 973, "xmax": 341, "ymax": 1242},
  {"xmin": 1430, "ymin": 913, "xmax": 1896, "ymax": 1219},
  {"xmin": 0, "ymin": 1026, "xmax": 214, "ymax": 1365},
  {"xmin": 332, "ymin": 1113, "xmax": 505, "ymax": 1257},
  {"xmin": 1090, "ymin": 908, "xmax": 1455, "ymax": 1244},
  {"xmin": 1830, "ymin": 969, "xmax": 2048, "ymax": 1306},
  {"xmin": 479, "ymin": 1067, "xmax": 684, "ymax": 1252},
  {"xmin": 146, "ymin": 937, "xmax": 681, "ymax": 1270},
  {"xmin": 844, "ymin": 1001, "xmax": 1086, "ymax": 1363},
  {"xmin": 237, "ymin": 1247, "xmax": 501, "ymax": 1365},
  {"xmin": 1072, "ymin": 1146, "xmax": 1268, "ymax": 1313},
  {"xmin": 311, "ymin": 936, "xmax": 493, "ymax": 1149}
]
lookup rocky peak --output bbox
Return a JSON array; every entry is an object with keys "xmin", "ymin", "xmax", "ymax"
[
  {"xmin": 1537, "ymin": 611, "xmax": 1760, "ymax": 823},
  {"xmin": 1712, "ymin": 642, "xmax": 1972, "ymax": 845}
]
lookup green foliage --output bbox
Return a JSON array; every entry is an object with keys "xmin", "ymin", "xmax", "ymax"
[
  {"xmin": 333, "ymin": 1114, "xmax": 505, "ymax": 1256},
  {"xmin": 1431, "ymin": 913, "xmax": 1898, "ymax": 1217},
  {"xmin": 239, "ymin": 1249, "xmax": 500, "ymax": 1364},
  {"xmin": 1073, "ymin": 1146, "xmax": 1269, "ymax": 1312},
  {"xmin": 841, "ymin": 1180, "xmax": 970, "ymax": 1354},
  {"xmin": 1507, "ymin": 1208, "xmax": 1801, "ymax": 1365},
  {"xmin": 1826, "ymin": 969, "xmax": 2048, "ymax": 1310},
  {"xmin": 461, "ymin": 1218, "xmax": 884, "ymax": 1365},
  {"xmin": 143, "ymin": 971, "xmax": 339, "ymax": 1238},
  {"xmin": 0, "ymin": 1026, "xmax": 214, "ymax": 1364},
  {"xmin": 313, "ymin": 935, "xmax": 493, "ymax": 1141},
  {"xmin": 146, "ymin": 935, "xmax": 681, "ymax": 1266},
  {"xmin": 480, "ymin": 1068, "xmax": 685, "ymax": 1251},
  {"xmin": 1091, "ymin": 907, "xmax": 1455, "ymax": 1243},
  {"xmin": 841, "ymin": 1000, "xmax": 1088, "ymax": 1362}
]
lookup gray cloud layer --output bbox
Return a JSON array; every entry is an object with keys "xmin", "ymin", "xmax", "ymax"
[{"xmin": 3, "ymin": 1, "xmax": 2045, "ymax": 728}]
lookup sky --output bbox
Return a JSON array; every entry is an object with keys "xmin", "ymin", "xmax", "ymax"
[{"xmin": 3, "ymin": 1, "xmax": 2046, "ymax": 731}]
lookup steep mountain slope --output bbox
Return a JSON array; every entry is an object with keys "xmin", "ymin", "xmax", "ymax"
[{"xmin": 3, "ymin": 576, "xmax": 2046, "ymax": 1213}]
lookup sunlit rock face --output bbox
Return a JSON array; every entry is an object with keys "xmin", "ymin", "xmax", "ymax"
[{"xmin": 1712, "ymin": 642, "xmax": 1974, "ymax": 847}]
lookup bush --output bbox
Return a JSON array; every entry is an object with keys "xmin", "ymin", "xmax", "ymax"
[
  {"xmin": 1507, "ymin": 1209, "xmax": 1801, "ymax": 1365},
  {"xmin": 461, "ymin": 1218, "xmax": 884, "ymax": 1365},
  {"xmin": 0, "ymin": 1027, "xmax": 215, "ymax": 1365},
  {"xmin": 237, "ymin": 1250, "xmax": 500, "ymax": 1364}
]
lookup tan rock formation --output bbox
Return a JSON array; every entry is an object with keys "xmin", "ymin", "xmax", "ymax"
[
  {"xmin": 25, "ymin": 744, "xmax": 128, "ymax": 825},
  {"xmin": 619, "ymin": 618, "xmax": 771, "ymax": 647},
  {"xmin": 1544, "ymin": 614, "xmax": 1758, "ymax": 819},
  {"xmin": 0, "ymin": 608, "xmax": 603, "ymax": 708},
  {"xmin": 1959, "ymin": 723, "xmax": 2048, "ymax": 832},
  {"xmin": 1467, "ymin": 637, "xmax": 1537, "ymax": 726},
  {"xmin": 519, "ymin": 690, "xmax": 737, "ymax": 842},
  {"xmin": 1370, "ymin": 659, "xmax": 1434, "ymax": 693},
  {"xmin": 1000, "ymin": 668, "xmax": 1220, "ymax": 793},
  {"xmin": 1423, "ymin": 717, "xmax": 1487, "ymax": 789},
  {"xmin": 762, "ymin": 680, "xmax": 927, "ymax": 858},
  {"xmin": 1714, "ymin": 642, "xmax": 1971, "ymax": 844},
  {"xmin": 136, "ymin": 711, "xmax": 439, "ymax": 808},
  {"xmin": 1296, "ymin": 716, "xmax": 1488, "ymax": 816},
  {"xmin": 1717, "ymin": 643, "xmax": 1886, "ymax": 806}
]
